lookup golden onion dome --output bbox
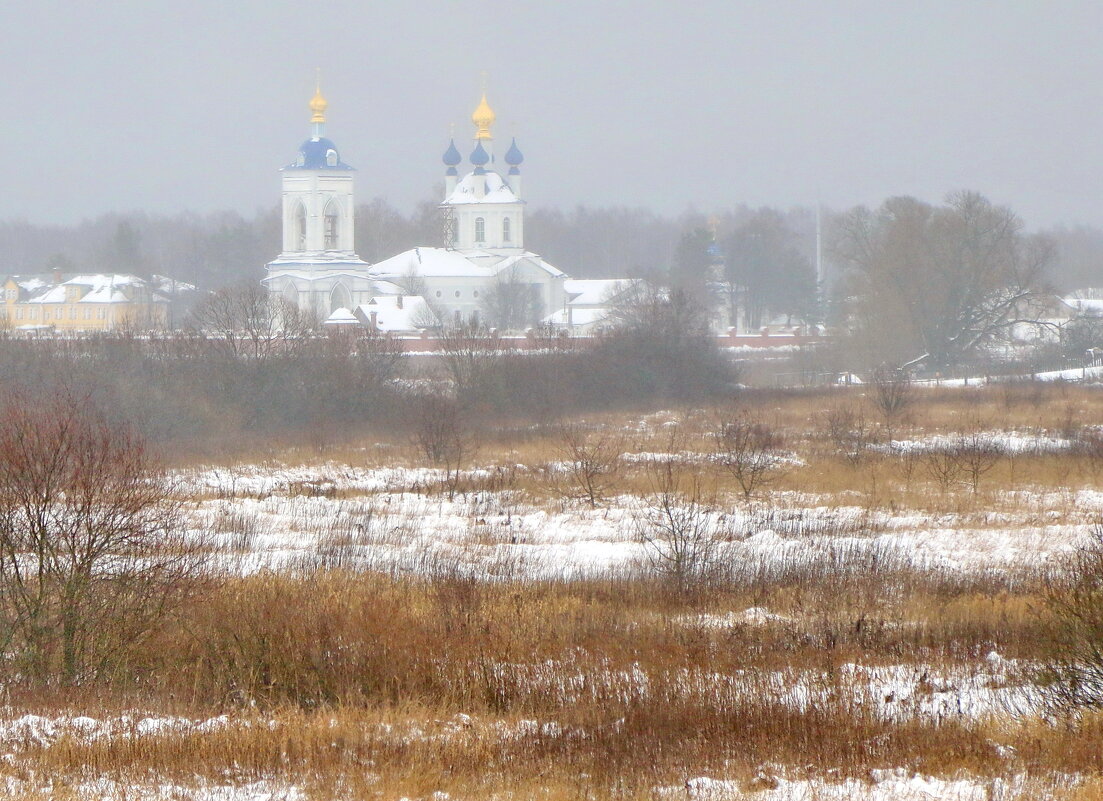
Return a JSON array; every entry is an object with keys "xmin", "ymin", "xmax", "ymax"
[
  {"xmin": 471, "ymin": 92, "xmax": 495, "ymax": 140},
  {"xmin": 309, "ymin": 84, "xmax": 328, "ymax": 124}
]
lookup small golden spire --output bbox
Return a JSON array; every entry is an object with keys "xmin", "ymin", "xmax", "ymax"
[
  {"xmin": 310, "ymin": 69, "xmax": 327, "ymax": 124},
  {"xmin": 471, "ymin": 74, "xmax": 495, "ymax": 140}
]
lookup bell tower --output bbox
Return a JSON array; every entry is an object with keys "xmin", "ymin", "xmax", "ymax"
[
  {"xmin": 264, "ymin": 78, "xmax": 370, "ymax": 319},
  {"xmin": 278, "ymin": 79, "xmax": 357, "ymax": 258}
]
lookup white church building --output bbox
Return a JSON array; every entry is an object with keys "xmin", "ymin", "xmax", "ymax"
[{"xmin": 264, "ymin": 85, "xmax": 579, "ymax": 330}]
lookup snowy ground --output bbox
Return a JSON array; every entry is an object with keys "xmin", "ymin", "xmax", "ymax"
[
  {"xmin": 10, "ymin": 436, "xmax": 1090, "ymax": 799},
  {"xmin": 175, "ymin": 455, "xmax": 1097, "ymax": 581},
  {"xmin": 662, "ymin": 771, "xmax": 1081, "ymax": 801},
  {"xmin": 915, "ymin": 364, "xmax": 1103, "ymax": 387}
]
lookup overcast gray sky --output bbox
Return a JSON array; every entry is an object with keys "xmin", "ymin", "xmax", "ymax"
[{"xmin": 3, "ymin": 1, "xmax": 1100, "ymax": 227}]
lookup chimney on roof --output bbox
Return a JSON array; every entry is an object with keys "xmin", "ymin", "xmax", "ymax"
[{"xmin": 52, "ymin": 268, "xmax": 62, "ymax": 286}]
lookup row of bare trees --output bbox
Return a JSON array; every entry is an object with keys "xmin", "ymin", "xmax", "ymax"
[{"xmin": 547, "ymin": 414, "xmax": 788, "ymax": 510}]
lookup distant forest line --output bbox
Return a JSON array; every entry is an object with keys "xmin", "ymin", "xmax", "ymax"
[{"xmin": 3, "ymin": 198, "xmax": 1101, "ymax": 294}]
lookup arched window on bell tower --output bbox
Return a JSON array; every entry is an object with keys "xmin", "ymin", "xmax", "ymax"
[
  {"xmin": 503, "ymin": 217, "xmax": 511, "ymax": 243},
  {"xmin": 475, "ymin": 217, "xmax": 485, "ymax": 244},
  {"xmin": 294, "ymin": 202, "xmax": 307, "ymax": 251},
  {"xmin": 324, "ymin": 200, "xmax": 340, "ymax": 250}
]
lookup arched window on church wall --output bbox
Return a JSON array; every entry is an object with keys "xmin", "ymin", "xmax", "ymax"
[
  {"xmin": 324, "ymin": 201, "xmax": 340, "ymax": 250},
  {"xmin": 294, "ymin": 203, "xmax": 307, "ymax": 251},
  {"xmin": 330, "ymin": 283, "xmax": 352, "ymax": 313},
  {"xmin": 475, "ymin": 217, "xmax": 485, "ymax": 243},
  {"xmin": 503, "ymin": 217, "xmax": 511, "ymax": 243}
]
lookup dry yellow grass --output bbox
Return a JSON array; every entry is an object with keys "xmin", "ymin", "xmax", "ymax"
[{"xmin": 14, "ymin": 383, "xmax": 1096, "ymax": 798}]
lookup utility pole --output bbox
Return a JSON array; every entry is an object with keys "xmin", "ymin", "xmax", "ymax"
[{"xmin": 815, "ymin": 202, "xmax": 824, "ymax": 286}]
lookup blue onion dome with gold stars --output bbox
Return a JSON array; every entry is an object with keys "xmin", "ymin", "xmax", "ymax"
[{"xmin": 505, "ymin": 137, "xmax": 524, "ymax": 174}]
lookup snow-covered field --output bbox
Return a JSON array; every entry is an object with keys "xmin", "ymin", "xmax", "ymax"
[
  {"xmin": 8, "ymin": 423, "xmax": 1098, "ymax": 800},
  {"xmin": 175, "ymin": 457, "xmax": 1098, "ymax": 581},
  {"xmin": 664, "ymin": 771, "xmax": 1082, "ymax": 801}
]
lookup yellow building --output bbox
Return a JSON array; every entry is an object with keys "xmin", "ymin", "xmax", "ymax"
[{"xmin": 1, "ymin": 273, "xmax": 171, "ymax": 333}]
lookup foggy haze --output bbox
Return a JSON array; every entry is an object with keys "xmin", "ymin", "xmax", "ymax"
[{"xmin": 4, "ymin": 0, "xmax": 1101, "ymax": 227}]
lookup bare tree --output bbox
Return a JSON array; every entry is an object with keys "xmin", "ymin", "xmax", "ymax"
[
  {"xmin": 187, "ymin": 283, "xmax": 314, "ymax": 363},
  {"xmin": 712, "ymin": 413, "xmax": 788, "ymax": 499},
  {"xmin": 953, "ymin": 431, "xmax": 1004, "ymax": 495},
  {"xmin": 923, "ymin": 448, "xmax": 964, "ymax": 493},
  {"xmin": 0, "ymin": 391, "xmax": 206, "ymax": 684},
  {"xmin": 548, "ymin": 425, "xmax": 625, "ymax": 508},
  {"xmin": 435, "ymin": 323, "xmax": 503, "ymax": 403},
  {"xmin": 831, "ymin": 192, "xmax": 1054, "ymax": 369},
  {"xmin": 822, "ymin": 404, "xmax": 878, "ymax": 465},
  {"xmin": 869, "ymin": 366, "xmax": 913, "ymax": 422},
  {"xmin": 408, "ymin": 394, "xmax": 477, "ymax": 500},
  {"xmin": 480, "ymin": 267, "xmax": 545, "ymax": 331},
  {"xmin": 634, "ymin": 449, "xmax": 722, "ymax": 595},
  {"xmin": 392, "ymin": 267, "xmax": 430, "ymax": 298}
]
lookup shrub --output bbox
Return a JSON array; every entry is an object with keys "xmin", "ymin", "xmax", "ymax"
[
  {"xmin": 712, "ymin": 413, "xmax": 788, "ymax": 499},
  {"xmin": 548, "ymin": 424, "xmax": 625, "ymax": 507},
  {"xmin": 0, "ymin": 390, "xmax": 206, "ymax": 685},
  {"xmin": 1042, "ymin": 525, "xmax": 1103, "ymax": 713}
]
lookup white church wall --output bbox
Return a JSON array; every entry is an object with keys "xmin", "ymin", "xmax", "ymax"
[
  {"xmin": 453, "ymin": 203, "xmax": 524, "ymax": 250},
  {"xmin": 280, "ymin": 172, "xmax": 355, "ymax": 255}
]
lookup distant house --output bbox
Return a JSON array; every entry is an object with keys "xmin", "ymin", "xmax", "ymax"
[
  {"xmin": 544, "ymin": 279, "xmax": 641, "ymax": 335},
  {"xmin": 1063, "ymin": 291, "xmax": 1103, "ymax": 317},
  {"xmin": 323, "ymin": 295, "xmax": 438, "ymax": 334},
  {"xmin": 1004, "ymin": 295, "xmax": 1080, "ymax": 343},
  {"xmin": 0, "ymin": 273, "xmax": 186, "ymax": 333}
]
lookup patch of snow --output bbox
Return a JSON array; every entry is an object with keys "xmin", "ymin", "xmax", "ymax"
[{"xmin": 664, "ymin": 770, "xmax": 1073, "ymax": 800}]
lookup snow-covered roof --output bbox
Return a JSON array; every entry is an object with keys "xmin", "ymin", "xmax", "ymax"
[
  {"xmin": 1064, "ymin": 297, "xmax": 1103, "ymax": 314},
  {"xmin": 369, "ymin": 247, "xmax": 566, "ymax": 280},
  {"xmin": 62, "ymin": 274, "xmax": 143, "ymax": 288},
  {"xmin": 544, "ymin": 307, "xmax": 612, "ymax": 327},
  {"xmin": 564, "ymin": 278, "xmax": 637, "ymax": 306},
  {"xmin": 370, "ymin": 248, "xmax": 493, "ymax": 278},
  {"xmin": 261, "ymin": 268, "xmax": 377, "ymax": 283},
  {"xmin": 150, "ymin": 274, "xmax": 197, "ymax": 294},
  {"xmin": 266, "ymin": 254, "xmax": 369, "ymax": 267},
  {"xmin": 79, "ymin": 286, "xmax": 131, "ymax": 304},
  {"xmin": 14, "ymin": 273, "xmax": 169, "ymax": 304},
  {"xmin": 14, "ymin": 278, "xmax": 47, "ymax": 292},
  {"xmin": 323, "ymin": 307, "xmax": 360, "ymax": 326},
  {"xmin": 354, "ymin": 295, "xmax": 437, "ymax": 332},
  {"xmin": 441, "ymin": 171, "xmax": 521, "ymax": 205},
  {"xmin": 27, "ymin": 285, "xmax": 68, "ymax": 303}
]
